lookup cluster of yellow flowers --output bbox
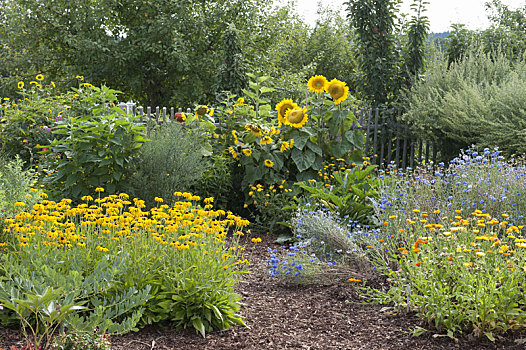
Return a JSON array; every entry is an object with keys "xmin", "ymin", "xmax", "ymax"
[
  {"xmin": 274, "ymin": 75, "xmax": 349, "ymax": 129},
  {"xmin": 2, "ymin": 192, "xmax": 250, "ymax": 261}
]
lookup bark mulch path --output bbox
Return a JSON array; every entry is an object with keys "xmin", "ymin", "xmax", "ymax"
[{"xmin": 1, "ymin": 233, "xmax": 525, "ymax": 349}]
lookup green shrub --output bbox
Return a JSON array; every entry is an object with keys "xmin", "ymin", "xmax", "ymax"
[
  {"xmin": 0, "ymin": 156, "xmax": 42, "ymax": 220},
  {"xmin": 129, "ymin": 122, "xmax": 208, "ymax": 208},
  {"xmin": 405, "ymin": 49, "xmax": 526, "ymax": 159},
  {"xmin": 23, "ymin": 82, "xmax": 148, "ymax": 199},
  {"xmin": 193, "ymin": 152, "xmax": 233, "ymax": 210}
]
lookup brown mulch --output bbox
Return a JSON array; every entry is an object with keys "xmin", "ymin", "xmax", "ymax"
[{"xmin": 1, "ymin": 233, "xmax": 525, "ymax": 350}]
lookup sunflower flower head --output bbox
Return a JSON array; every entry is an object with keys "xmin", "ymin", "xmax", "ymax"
[
  {"xmin": 17, "ymin": 81, "xmax": 24, "ymax": 89},
  {"xmin": 307, "ymin": 75, "xmax": 328, "ymax": 93},
  {"xmin": 35, "ymin": 74, "xmax": 44, "ymax": 81},
  {"xmin": 284, "ymin": 107, "xmax": 308, "ymax": 128},
  {"xmin": 264, "ymin": 159, "xmax": 274, "ymax": 168},
  {"xmin": 325, "ymin": 79, "xmax": 349, "ymax": 105},
  {"xmin": 245, "ymin": 123, "xmax": 262, "ymax": 136},
  {"xmin": 260, "ymin": 136, "xmax": 272, "ymax": 145},
  {"xmin": 276, "ymin": 99, "xmax": 298, "ymax": 124}
]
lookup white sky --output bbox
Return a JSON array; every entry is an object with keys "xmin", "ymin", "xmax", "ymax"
[{"xmin": 285, "ymin": 0, "xmax": 526, "ymax": 33}]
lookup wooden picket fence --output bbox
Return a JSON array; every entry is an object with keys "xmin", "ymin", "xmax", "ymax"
[{"xmin": 117, "ymin": 103, "xmax": 439, "ymax": 169}]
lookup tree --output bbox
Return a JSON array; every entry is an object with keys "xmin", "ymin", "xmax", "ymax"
[
  {"xmin": 0, "ymin": 0, "xmax": 267, "ymax": 106},
  {"xmin": 346, "ymin": 0, "xmax": 430, "ymax": 107},
  {"xmin": 216, "ymin": 24, "xmax": 247, "ymax": 96},
  {"xmin": 346, "ymin": 0, "xmax": 402, "ymax": 107}
]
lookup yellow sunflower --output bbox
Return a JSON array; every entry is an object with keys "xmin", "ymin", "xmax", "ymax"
[
  {"xmin": 245, "ymin": 124, "xmax": 263, "ymax": 136},
  {"xmin": 307, "ymin": 75, "xmax": 328, "ymax": 93},
  {"xmin": 264, "ymin": 159, "xmax": 274, "ymax": 168},
  {"xmin": 325, "ymin": 79, "xmax": 349, "ymax": 105},
  {"xmin": 17, "ymin": 81, "xmax": 24, "ymax": 89},
  {"xmin": 35, "ymin": 74, "xmax": 44, "ymax": 81},
  {"xmin": 284, "ymin": 107, "xmax": 308, "ymax": 128},
  {"xmin": 196, "ymin": 105, "xmax": 209, "ymax": 116},
  {"xmin": 276, "ymin": 99, "xmax": 298, "ymax": 124},
  {"xmin": 260, "ymin": 136, "xmax": 272, "ymax": 145},
  {"xmin": 280, "ymin": 141, "xmax": 290, "ymax": 152},
  {"xmin": 242, "ymin": 148, "xmax": 252, "ymax": 156}
]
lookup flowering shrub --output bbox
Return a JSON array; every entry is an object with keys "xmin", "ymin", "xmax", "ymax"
[
  {"xmin": 40, "ymin": 85, "xmax": 147, "ymax": 199},
  {"xmin": 366, "ymin": 149, "xmax": 526, "ymax": 340},
  {"xmin": 247, "ymin": 180, "xmax": 299, "ymax": 233},
  {"xmin": 0, "ymin": 75, "xmax": 66, "ymax": 165},
  {"xmin": 226, "ymin": 74, "xmax": 364, "ymax": 189},
  {"xmin": 0, "ymin": 190, "xmax": 252, "ymax": 337}
]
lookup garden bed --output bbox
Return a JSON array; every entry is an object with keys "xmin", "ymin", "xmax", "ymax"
[{"xmin": 1, "ymin": 234, "xmax": 524, "ymax": 350}]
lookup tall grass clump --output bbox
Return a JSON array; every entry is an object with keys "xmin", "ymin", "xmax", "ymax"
[
  {"xmin": 366, "ymin": 149, "xmax": 526, "ymax": 341},
  {"xmin": 130, "ymin": 122, "xmax": 208, "ymax": 208}
]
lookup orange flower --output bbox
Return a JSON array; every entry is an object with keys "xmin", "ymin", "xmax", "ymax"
[
  {"xmin": 413, "ymin": 239, "xmax": 424, "ymax": 250},
  {"xmin": 415, "ymin": 262, "xmax": 422, "ymax": 266},
  {"xmin": 348, "ymin": 278, "xmax": 362, "ymax": 283}
]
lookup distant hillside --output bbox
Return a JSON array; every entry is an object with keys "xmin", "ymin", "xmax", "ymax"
[{"xmin": 431, "ymin": 32, "xmax": 450, "ymax": 40}]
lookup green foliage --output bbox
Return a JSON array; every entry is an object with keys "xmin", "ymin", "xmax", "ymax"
[
  {"xmin": 216, "ymin": 24, "xmax": 247, "ymax": 96},
  {"xmin": 405, "ymin": 49, "xmax": 526, "ymax": 159},
  {"xmin": 444, "ymin": 2, "xmax": 526, "ymax": 64},
  {"xmin": 295, "ymin": 164, "xmax": 380, "ymax": 226},
  {"xmin": 0, "ymin": 252, "xmax": 151, "ymax": 347},
  {"xmin": 193, "ymin": 153, "xmax": 234, "ymax": 211},
  {"xmin": 346, "ymin": 0, "xmax": 430, "ymax": 106},
  {"xmin": 404, "ymin": 1, "xmax": 430, "ymax": 80},
  {"xmin": 40, "ymin": 85, "xmax": 147, "ymax": 199},
  {"xmin": 0, "ymin": 77, "xmax": 69, "ymax": 166},
  {"xmin": 0, "ymin": 156, "xmax": 41, "ymax": 220},
  {"xmin": 346, "ymin": 0, "xmax": 402, "ymax": 106},
  {"xmin": 129, "ymin": 122, "xmax": 208, "ymax": 208},
  {"xmin": 0, "ymin": 287, "xmax": 86, "ymax": 349},
  {"xmin": 0, "ymin": 0, "xmax": 268, "ymax": 107}
]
